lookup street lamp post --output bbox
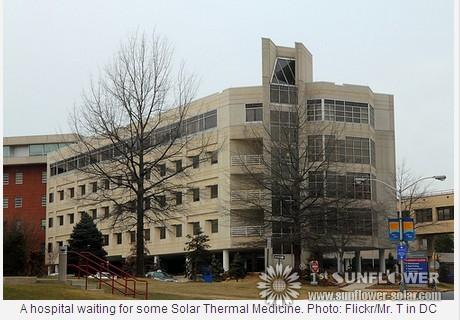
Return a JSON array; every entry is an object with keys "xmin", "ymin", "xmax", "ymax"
[{"xmin": 355, "ymin": 175, "xmax": 446, "ymax": 292}]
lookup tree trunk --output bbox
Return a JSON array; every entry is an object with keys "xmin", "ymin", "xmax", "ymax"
[
  {"xmin": 293, "ymin": 242, "xmax": 302, "ymax": 271},
  {"xmin": 136, "ymin": 190, "xmax": 144, "ymax": 277}
]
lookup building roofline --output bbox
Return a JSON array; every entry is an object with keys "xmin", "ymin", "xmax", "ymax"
[{"xmin": 4, "ymin": 133, "xmax": 78, "ymax": 146}]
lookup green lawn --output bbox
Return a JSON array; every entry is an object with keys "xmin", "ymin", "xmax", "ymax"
[
  {"xmin": 4, "ymin": 275, "xmax": 342, "ymax": 300},
  {"xmin": 4, "ymin": 283, "xmax": 123, "ymax": 300}
]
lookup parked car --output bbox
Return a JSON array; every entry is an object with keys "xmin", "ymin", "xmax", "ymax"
[
  {"xmin": 145, "ymin": 270, "xmax": 177, "ymax": 282},
  {"xmin": 88, "ymin": 272, "xmax": 112, "ymax": 279}
]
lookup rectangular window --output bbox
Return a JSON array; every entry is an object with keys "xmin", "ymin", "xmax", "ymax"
[
  {"xmin": 129, "ymin": 231, "xmax": 136, "ymax": 243},
  {"xmin": 192, "ymin": 188, "xmax": 200, "ymax": 202},
  {"xmin": 209, "ymin": 185, "xmax": 218, "ymax": 199},
  {"xmin": 175, "ymin": 160, "xmax": 183, "ymax": 172},
  {"xmin": 48, "ymin": 217, "xmax": 53, "ymax": 228},
  {"xmin": 47, "ymin": 243, "xmax": 53, "ymax": 253},
  {"xmin": 156, "ymin": 164, "xmax": 166, "ymax": 177},
  {"xmin": 79, "ymin": 185, "xmax": 86, "ymax": 196},
  {"xmin": 159, "ymin": 227, "xmax": 166, "ymax": 239},
  {"xmin": 15, "ymin": 196, "xmax": 23, "ymax": 208},
  {"xmin": 90, "ymin": 209, "xmax": 97, "ymax": 219},
  {"xmin": 210, "ymin": 219, "xmax": 218, "ymax": 233},
  {"xmin": 175, "ymin": 192, "xmax": 183, "ymax": 205},
  {"xmin": 191, "ymin": 156, "xmax": 199, "ymax": 169},
  {"xmin": 3, "ymin": 146, "xmax": 10, "ymax": 157},
  {"xmin": 144, "ymin": 229, "xmax": 151, "ymax": 241},
  {"xmin": 102, "ymin": 179, "xmax": 110, "ymax": 190},
  {"xmin": 15, "ymin": 172, "xmax": 23, "ymax": 184},
  {"xmin": 49, "ymin": 192, "xmax": 54, "ymax": 203},
  {"xmin": 307, "ymin": 99, "xmax": 322, "ymax": 121},
  {"xmin": 41, "ymin": 171, "xmax": 47, "ymax": 183},
  {"xmin": 91, "ymin": 182, "xmax": 97, "ymax": 193},
  {"xmin": 192, "ymin": 222, "xmax": 200, "ymax": 235},
  {"xmin": 29, "ymin": 144, "xmax": 45, "ymax": 156},
  {"xmin": 245, "ymin": 103, "xmax": 263, "ymax": 122},
  {"xmin": 3, "ymin": 173, "xmax": 8, "ymax": 185},
  {"xmin": 68, "ymin": 213, "xmax": 75, "ymax": 224},
  {"xmin": 145, "ymin": 168, "xmax": 151, "ymax": 180},
  {"xmin": 437, "ymin": 206, "xmax": 454, "ymax": 221},
  {"xmin": 58, "ymin": 215, "xmax": 63, "ymax": 226},
  {"xmin": 102, "ymin": 235, "xmax": 109, "ymax": 246},
  {"xmin": 144, "ymin": 197, "xmax": 151, "ymax": 210},
  {"xmin": 102, "ymin": 206, "xmax": 109, "ymax": 218},
  {"xmin": 3, "ymin": 197, "xmax": 8, "ymax": 208},
  {"xmin": 415, "ymin": 208, "xmax": 432, "ymax": 223},
  {"xmin": 41, "ymin": 195, "xmax": 47, "ymax": 207},
  {"xmin": 158, "ymin": 195, "xmax": 166, "ymax": 208},
  {"xmin": 58, "ymin": 190, "xmax": 64, "ymax": 201},
  {"xmin": 115, "ymin": 233, "xmax": 122, "ymax": 244},
  {"xmin": 175, "ymin": 224, "xmax": 182, "ymax": 237},
  {"xmin": 210, "ymin": 151, "xmax": 218, "ymax": 164},
  {"xmin": 69, "ymin": 188, "xmax": 75, "ymax": 198}
]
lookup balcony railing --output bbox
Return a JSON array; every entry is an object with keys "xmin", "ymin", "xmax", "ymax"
[
  {"xmin": 231, "ymin": 154, "xmax": 263, "ymax": 166},
  {"xmin": 231, "ymin": 225, "xmax": 264, "ymax": 237},
  {"xmin": 230, "ymin": 190, "xmax": 266, "ymax": 202}
]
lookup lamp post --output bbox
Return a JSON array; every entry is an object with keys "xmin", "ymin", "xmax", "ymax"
[{"xmin": 354, "ymin": 175, "xmax": 446, "ymax": 292}]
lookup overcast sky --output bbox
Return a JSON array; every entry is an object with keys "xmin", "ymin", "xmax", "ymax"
[{"xmin": 4, "ymin": 0, "xmax": 454, "ymax": 190}]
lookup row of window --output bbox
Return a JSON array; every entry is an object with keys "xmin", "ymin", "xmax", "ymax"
[
  {"xmin": 3, "ymin": 171, "xmax": 47, "ymax": 185},
  {"xmin": 308, "ymin": 171, "xmax": 377, "ymax": 200},
  {"xmin": 308, "ymin": 135, "xmax": 376, "ymax": 166},
  {"xmin": 49, "ymin": 183, "xmax": 219, "ymax": 207},
  {"xmin": 3, "ymin": 143, "xmax": 71, "ymax": 158},
  {"xmin": 306, "ymin": 99, "xmax": 375, "ymax": 127},
  {"xmin": 308, "ymin": 207, "xmax": 373, "ymax": 236},
  {"xmin": 47, "ymin": 220, "xmax": 219, "ymax": 252},
  {"xmin": 415, "ymin": 206, "xmax": 454, "ymax": 223},
  {"xmin": 50, "ymin": 110, "xmax": 218, "ymax": 177},
  {"xmin": 3, "ymin": 195, "xmax": 47, "ymax": 208}
]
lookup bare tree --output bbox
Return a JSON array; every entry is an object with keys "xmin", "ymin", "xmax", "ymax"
[
  {"xmin": 65, "ymin": 31, "xmax": 204, "ymax": 276},
  {"xmin": 397, "ymin": 161, "xmax": 430, "ymax": 213},
  {"xmin": 233, "ymin": 102, "xmax": 376, "ymax": 270}
]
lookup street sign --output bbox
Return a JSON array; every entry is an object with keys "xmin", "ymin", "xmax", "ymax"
[
  {"xmin": 403, "ymin": 257, "xmax": 428, "ymax": 284},
  {"xmin": 310, "ymin": 260, "xmax": 319, "ymax": 273},
  {"xmin": 273, "ymin": 254, "xmax": 285, "ymax": 260},
  {"xmin": 388, "ymin": 219, "xmax": 400, "ymax": 241},
  {"xmin": 396, "ymin": 243, "xmax": 408, "ymax": 260},
  {"xmin": 402, "ymin": 217, "xmax": 416, "ymax": 241}
]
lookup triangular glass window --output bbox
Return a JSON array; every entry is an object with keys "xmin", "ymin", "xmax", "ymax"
[{"xmin": 271, "ymin": 58, "xmax": 295, "ymax": 85}]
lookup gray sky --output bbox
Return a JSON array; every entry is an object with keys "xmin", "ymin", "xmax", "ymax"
[{"xmin": 4, "ymin": 0, "xmax": 454, "ymax": 190}]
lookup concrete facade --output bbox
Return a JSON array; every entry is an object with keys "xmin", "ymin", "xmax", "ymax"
[
  {"xmin": 45, "ymin": 39, "xmax": 396, "ymax": 273},
  {"xmin": 404, "ymin": 190, "xmax": 454, "ymax": 256}
]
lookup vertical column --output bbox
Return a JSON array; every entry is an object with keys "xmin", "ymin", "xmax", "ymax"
[
  {"xmin": 223, "ymin": 249, "xmax": 230, "ymax": 272},
  {"xmin": 58, "ymin": 246, "xmax": 67, "ymax": 283},
  {"xmin": 153, "ymin": 255, "xmax": 160, "ymax": 269},
  {"xmin": 379, "ymin": 249, "xmax": 386, "ymax": 274},
  {"xmin": 345, "ymin": 258, "xmax": 350, "ymax": 271},
  {"xmin": 355, "ymin": 250, "xmax": 361, "ymax": 273},
  {"xmin": 336, "ymin": 255, "xmax": 342, "ymax": 273}
]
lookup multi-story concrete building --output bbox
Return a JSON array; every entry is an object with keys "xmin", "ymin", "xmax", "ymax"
[
  {"xmin": 45, "ymin": 38, "xmax": 396, "ymax": 274},
  {"xmin": 3, "ymin": 134, "xmax": 77, "ymax": 269}
]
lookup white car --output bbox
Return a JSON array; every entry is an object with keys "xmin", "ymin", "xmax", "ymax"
[{"xmin": 88, "ymin": 272, "xmax": 113, "ymax": 279}]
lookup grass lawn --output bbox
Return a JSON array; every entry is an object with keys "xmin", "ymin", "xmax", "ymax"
[
  {"xmin": 4, "ymin": 283, "xmax": 123, "ymax": 300},
  {"xmin": 141, "ymin": 274, "xmax": 342, "ymax": 300},
  {"xmin": 4, "ymin": 274, "xmax": 343, "ymax": 300}
]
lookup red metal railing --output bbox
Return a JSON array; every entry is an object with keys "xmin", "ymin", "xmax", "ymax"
[{"xmin": 68, "ymin": 250, "xmax": 148, "ymax": 299}]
